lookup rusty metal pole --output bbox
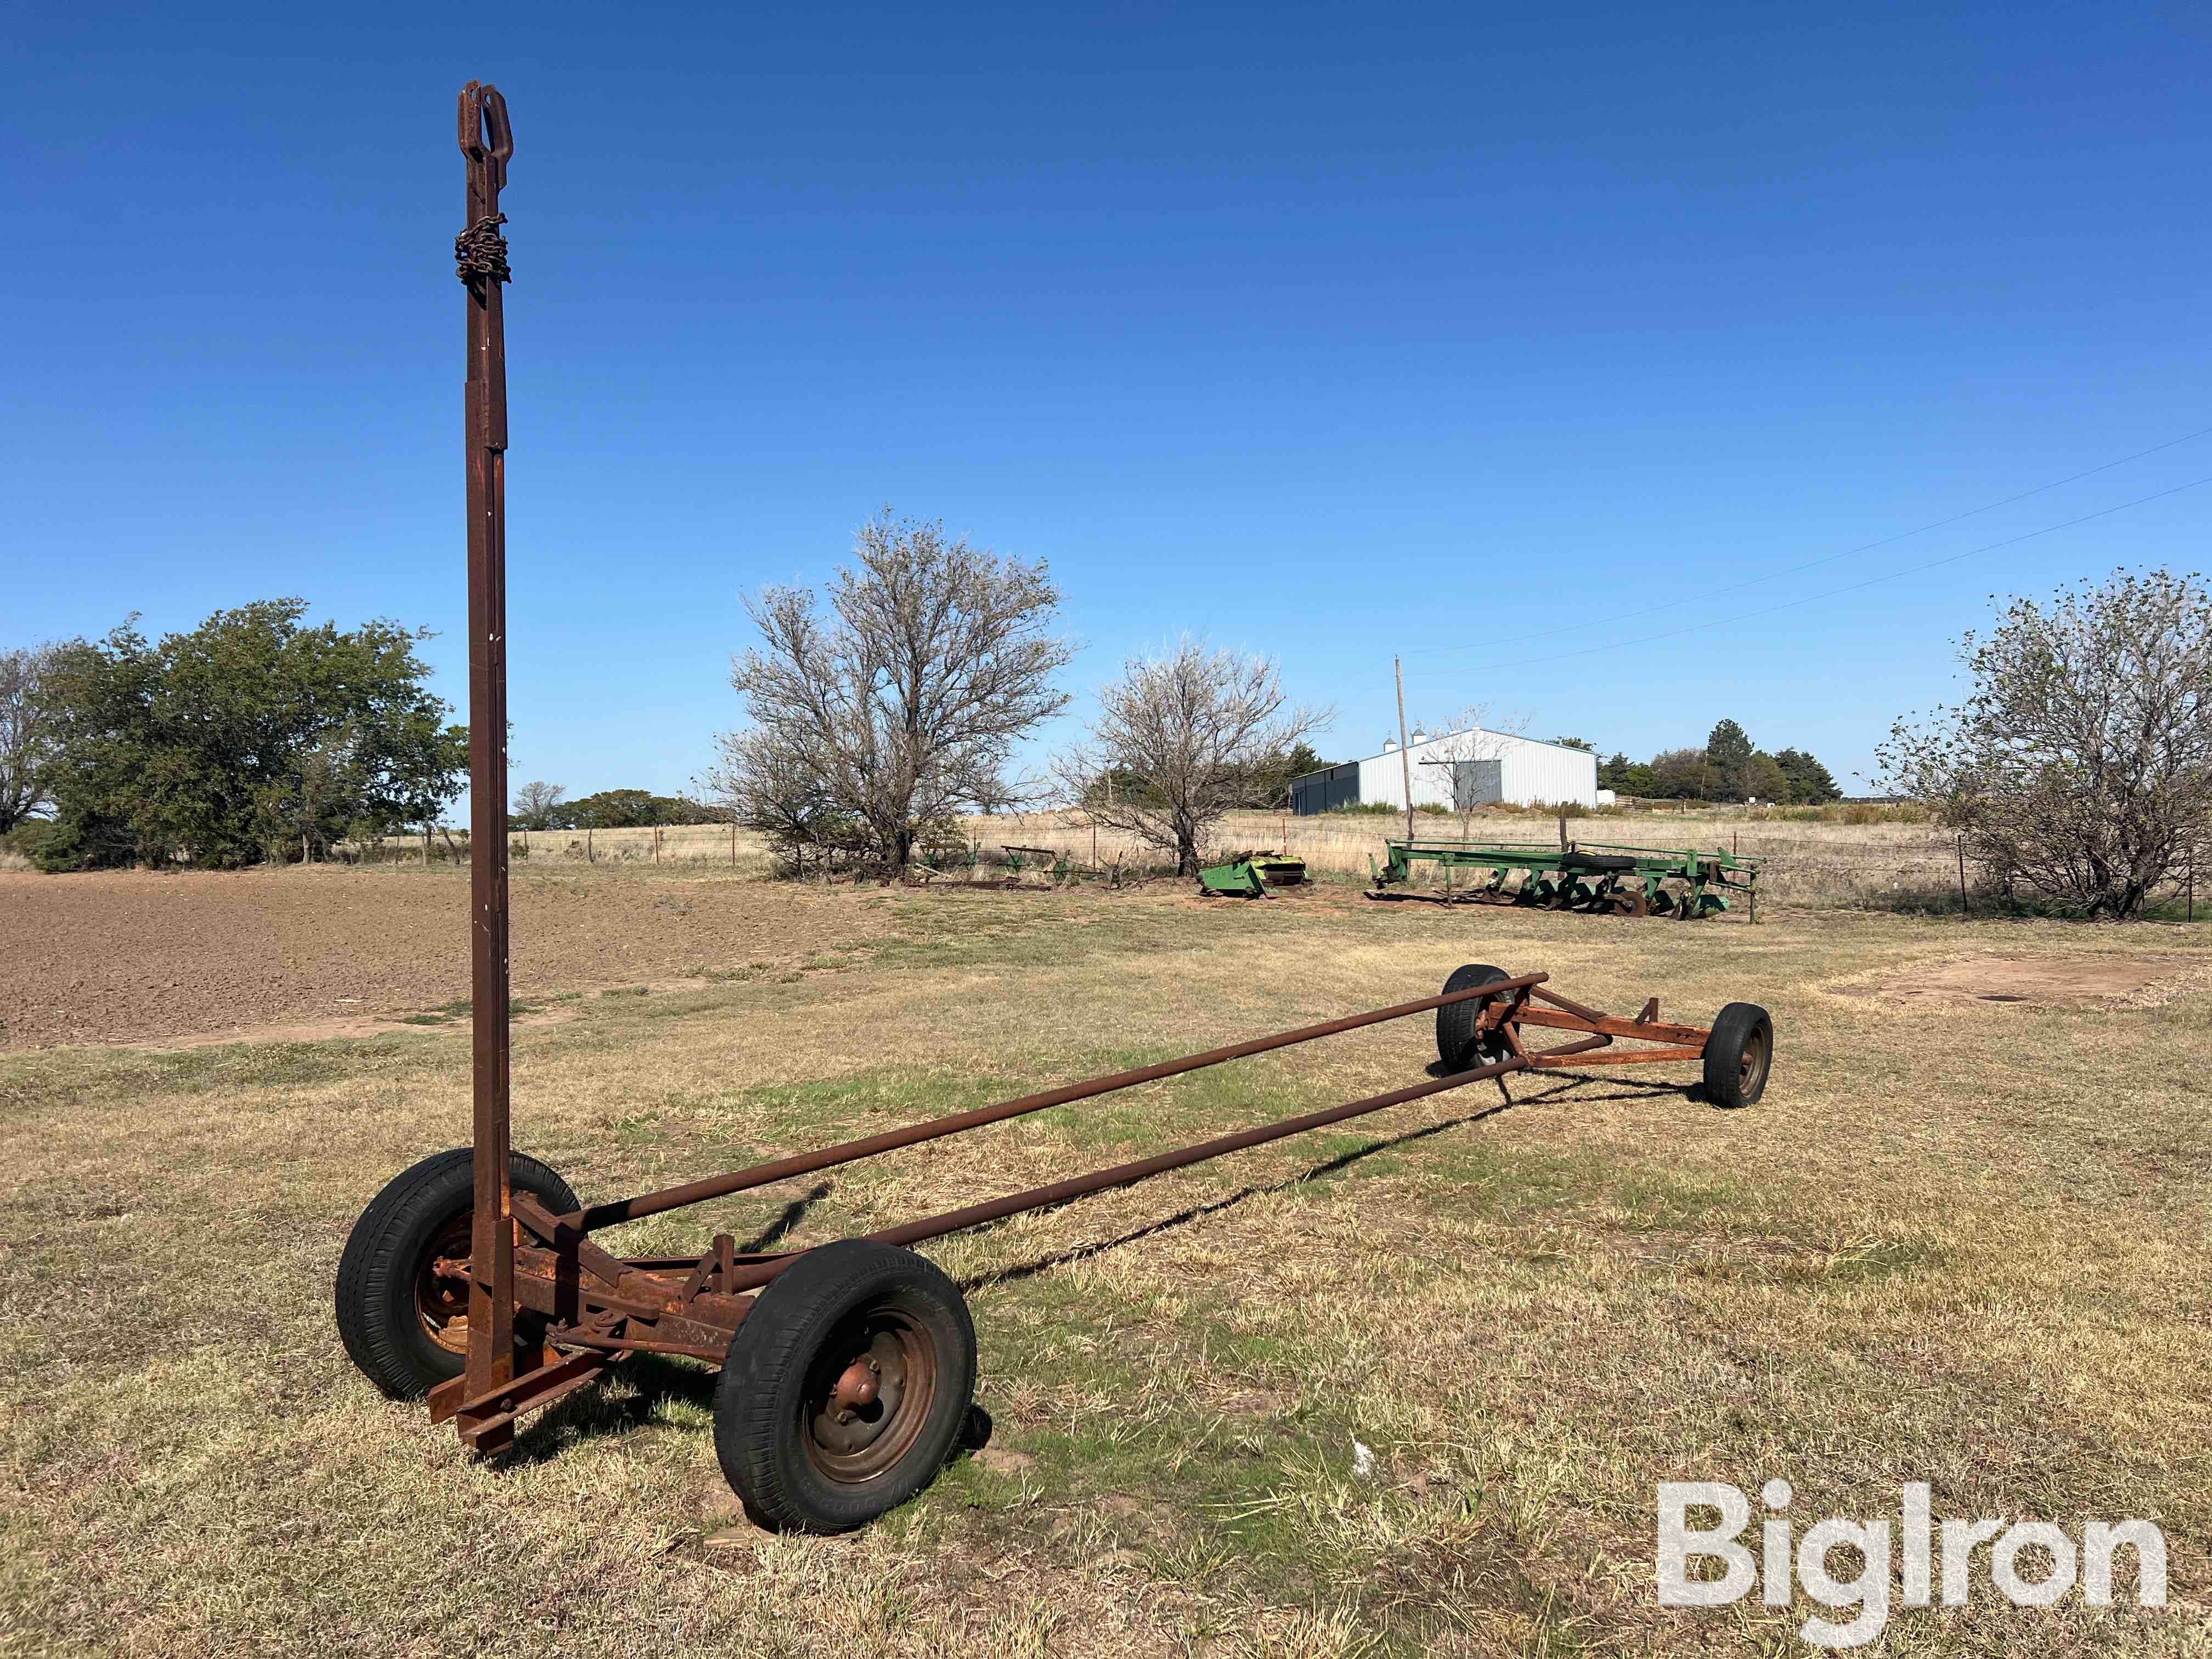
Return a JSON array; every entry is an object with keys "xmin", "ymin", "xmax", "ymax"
[
  {"xmin": 1393, "ymin": 656, "xmax": 1414, "ymax": 847},
  {"xmin": 458, "ymin": 82, "xmax": 517, "ymax": 1404}
]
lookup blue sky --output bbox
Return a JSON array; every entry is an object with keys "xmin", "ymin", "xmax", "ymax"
[{"xmin": 7, "ymin": 3, "xmax": 2209, "ymax": 799}]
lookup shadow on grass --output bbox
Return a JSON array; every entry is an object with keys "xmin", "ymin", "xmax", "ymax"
[
  {"xmin": 501, "ymin": 1070, "xmax": 1718, "ymax": 1465},
  {"xmin": 959, "ymin": 1063, "xmax": 1713, "ymax": 1293},
  {"xmin": 506, "ymin": 1352, "xmax": 719, "ymax": 1465},
  {"xmin": 737, "ymin": 1181, "xmax": 831, "ymax": 1253}
]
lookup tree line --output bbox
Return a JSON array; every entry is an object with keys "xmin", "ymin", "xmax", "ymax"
[
  {"xmin": 9, "ymin": 520, "xmax": 2206, "ymax": 919},
  {"xmin": 509, "ymin": 783, "xmax": 723, "ymax": 832},
  {"xmin": 1597, "ymin": 721, "xmax": 1842, "ymax": 805}
]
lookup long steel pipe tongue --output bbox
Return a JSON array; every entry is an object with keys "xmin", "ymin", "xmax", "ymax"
[{"xmin": 571, "ymin": 972, "xmax": 1551, "ymax": 1231}]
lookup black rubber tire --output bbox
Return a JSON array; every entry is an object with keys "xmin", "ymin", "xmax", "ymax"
[
  {"xmin": 1561, "ymin": 852, "xmax": 1636, "ymax": 873},
  {"xmin": 1701, "ymin": 1003, "xmax": 1774, "ymax": 1108},
  {"xmin": 714, "ymin": 1240, "xmax": 977, "ymax": 1534},
  {"xmin": 1437, "ymin": 963, "xmax": 1513, "ymax": 1072},
  {"xmin": 334, "ymin": 1147, "xmax": 580, "ymax": 1400}
]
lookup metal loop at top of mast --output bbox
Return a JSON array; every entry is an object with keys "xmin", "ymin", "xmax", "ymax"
[{"xmin": 458, "ymin": 81, "xmax": 512, "ymax": 184}]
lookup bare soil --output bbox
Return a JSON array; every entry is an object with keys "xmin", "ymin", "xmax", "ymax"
[
  {"xmin": 1830, "ymin": 949, "xmax": 2207, "ymax": 1009},
  {"xmin": 0, "ymin": 865, "xmax": 901, "ymax": 1049}
]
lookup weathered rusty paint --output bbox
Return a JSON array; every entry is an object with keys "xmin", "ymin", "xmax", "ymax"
[{"xmin": 459, "ymin": 79, "xmax": 518, "ymax": 1407}]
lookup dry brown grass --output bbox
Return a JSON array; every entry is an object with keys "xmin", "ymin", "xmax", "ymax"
[
  {"xmin": 1, "ymin": 872, "xmax": 2206, "ymax": 1655},
  {"xmin": 377, "ymin": 808, "xmax": 1964, "ymax": 913}
]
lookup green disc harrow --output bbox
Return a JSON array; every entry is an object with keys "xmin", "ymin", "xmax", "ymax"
[{"xmin": 1367, "ymin": 838, "xmax": 1759, "ymax": 919}]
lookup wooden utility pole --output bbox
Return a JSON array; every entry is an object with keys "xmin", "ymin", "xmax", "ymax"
[{"xmin": 1393, "ymin": 656, "xmax": 1415, "ymax": 846}]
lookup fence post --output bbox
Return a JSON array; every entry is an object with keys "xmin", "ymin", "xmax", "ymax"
[{"xmin": 1956, "ymin": 835, "xmax": 1968, "ymax": 916}]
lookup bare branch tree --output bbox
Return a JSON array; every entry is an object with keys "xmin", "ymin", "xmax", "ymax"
[
  {"xmin": 696, "ymin": 726, "xmax": 857, "ymax": 877},
  {"xmin": 1057, "ymin": 638, "xmax": 1330, "ymax": 877},
  {"xmin": 511, "ymin": 780, "xmax": 566, "ymax": 829},
  {"xmin": 1879, "ymin": 568, "xmax": 2212, "ymax": 918},
  {"xmin": 0, "ymin": 642, "xmax": 69, "ymax": 834},
  {"xmin": 721, "ymin": 511, "xmax": 1072, "ymax": 872},
  {"xmin": 1406, "ymin": 705, "xmax": 1527, "ymax": 837}
]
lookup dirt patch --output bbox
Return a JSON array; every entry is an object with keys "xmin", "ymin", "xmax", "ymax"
[
  {"xmin": 1830, "ymin": 950, "xmax": 2207, "ymax": 1009},
  {"xmin": 0, "ymin": 867, "xmax": 905, "ymax": 1049}
]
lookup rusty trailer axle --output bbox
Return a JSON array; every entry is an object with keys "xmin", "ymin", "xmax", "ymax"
[{"xmin": 331, "ymin": 83, "xmax": 1778, "ymax": 1534}]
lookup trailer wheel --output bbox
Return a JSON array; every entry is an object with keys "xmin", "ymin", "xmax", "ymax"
[
  {"xmin": 1437, "ymin": 963, "xmax": 1514, "ymax": 1072},
  {"xmin": 334, "ymin": 1147, "xmax": 580, "ymax": 1400},
  {"xmin": 715, "ymin": 1240, "xmax": 977, "ymax": 1533},
  {"xmin": 1701, "ymin": 1003, "xmax": 1773, "ymax": 1108}
]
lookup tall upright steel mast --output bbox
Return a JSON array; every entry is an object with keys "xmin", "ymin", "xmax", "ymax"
[{"xmin": 456, "ymin": 81, "xmax": 517, "ymax": 1403}]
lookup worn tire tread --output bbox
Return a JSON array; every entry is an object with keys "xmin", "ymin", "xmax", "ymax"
[
  {"xmin": 334, "ymin": 1147, "xmax": 577, "ymax": 1400},
  {"xmin": 1701, "ymin": 1003, "xmax": 1774, "ymax": 1109},
  {"xmin": 1437, "ymin": 963, "xmax": 1512, "ymax": 1072},
  {"xmin": 715, "ymin": 1240, "xmax": 975, "ymax": 1534}
]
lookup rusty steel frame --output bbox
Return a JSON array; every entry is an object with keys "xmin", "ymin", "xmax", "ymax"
[{"xmin": 427, "ymin": 82, "xmax": 1731, "ymax": 1458}]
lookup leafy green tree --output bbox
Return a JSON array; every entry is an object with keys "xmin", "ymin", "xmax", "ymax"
[
  {"xmin": 1599, "ymin": 751, "xmax": 1658, "ymax": 797},
  {"xmin": 561, "ymin": 788, "xmax": 720, "ymax": 828},
  {"xmin": 35, "ymin": 600, "xmax": 464, "ymax": 870},
  {"xmin": 1648, "ymin": 747, "xmax": 1708, "ymax": 799},
  {"xmin": 1551, "ymin": 735, "xmax": 1593, "ymax": 751},
  {"xmin": 1746, "ymin": 751, "xmax": 1791, "ymax": 804},
  {"xmin": 1705, "ymin": 719, "xmax": 1753, "ymax": 801},
  {"xmin": 1773, "ymin": 747, "xmax": 1842, "ymax": 804}
]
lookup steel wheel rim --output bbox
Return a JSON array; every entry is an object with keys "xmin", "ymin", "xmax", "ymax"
[
  {"xmin": 416, "ymin": 1210, "xmax": 475, "ymax": 1353},
  {"xmin": 414, "ymin": 1186, "xmax": 549, "ymax": 1355},
  {"xmin": 1738, "ymin": 1025, "xmax": 1771, "ymax": 1096},
  {"xmin": 803, "ymin": 1309, "xmax": 939, "ymax": 1485}
]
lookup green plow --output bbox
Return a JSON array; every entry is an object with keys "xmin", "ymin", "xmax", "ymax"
[{"xmin": 1366, "ymin": 838, "xmax": 1759, "ymax": 920}]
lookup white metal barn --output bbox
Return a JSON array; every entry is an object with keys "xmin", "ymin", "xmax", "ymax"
[{"xmin": 1291, "ymin": 727, "xmax": 1599, "ymax": 814}]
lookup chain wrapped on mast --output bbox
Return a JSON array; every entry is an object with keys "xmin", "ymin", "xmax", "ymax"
[{"xmin": 454, "ymin": 213, "xmax": 511, "ymax": 285}]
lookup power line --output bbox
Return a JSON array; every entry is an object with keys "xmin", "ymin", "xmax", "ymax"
[
  {"xmin": 1402, "ymin": 422, "xmax": 2212, "ymax": 661},
  {"xmin": 1424, "ymin": 471, "xmax": 2212, "ymax": 679}
]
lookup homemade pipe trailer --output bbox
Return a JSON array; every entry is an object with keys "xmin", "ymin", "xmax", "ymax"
[
  {"xmin": 334, "ymin": 84, "xmax": 1779, "ymax": 1535},
  {"xmin": 337, "ymin": 956, "xmax": 1776, "ymax": 1530}
]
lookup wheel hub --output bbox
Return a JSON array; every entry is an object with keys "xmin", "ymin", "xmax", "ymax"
[
  {"xmin": 416, "ymin": 1212, "xmax": 476, "ymax": 1353},
  {"xmin": 804, "ymin": 1319, "xmax": 938, "ymax": 1481},
  {"xmin": 413, "ymin": 1188, "xmax": 548, "ymax": 1355}
]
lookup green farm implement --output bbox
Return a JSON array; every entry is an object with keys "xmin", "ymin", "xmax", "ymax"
[
  {"xmin": 1197, "ymin": 850, "xmax": 1309, "ymax": 898},
  {"xmin": 1367, "ymin": 838, "xmax": 1760, "ymax": 919}
]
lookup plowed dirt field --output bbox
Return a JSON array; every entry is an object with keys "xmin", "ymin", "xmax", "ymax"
[{"xmin": 0, "ymin": 866, "xmax": 904, "ymax": 1048}]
